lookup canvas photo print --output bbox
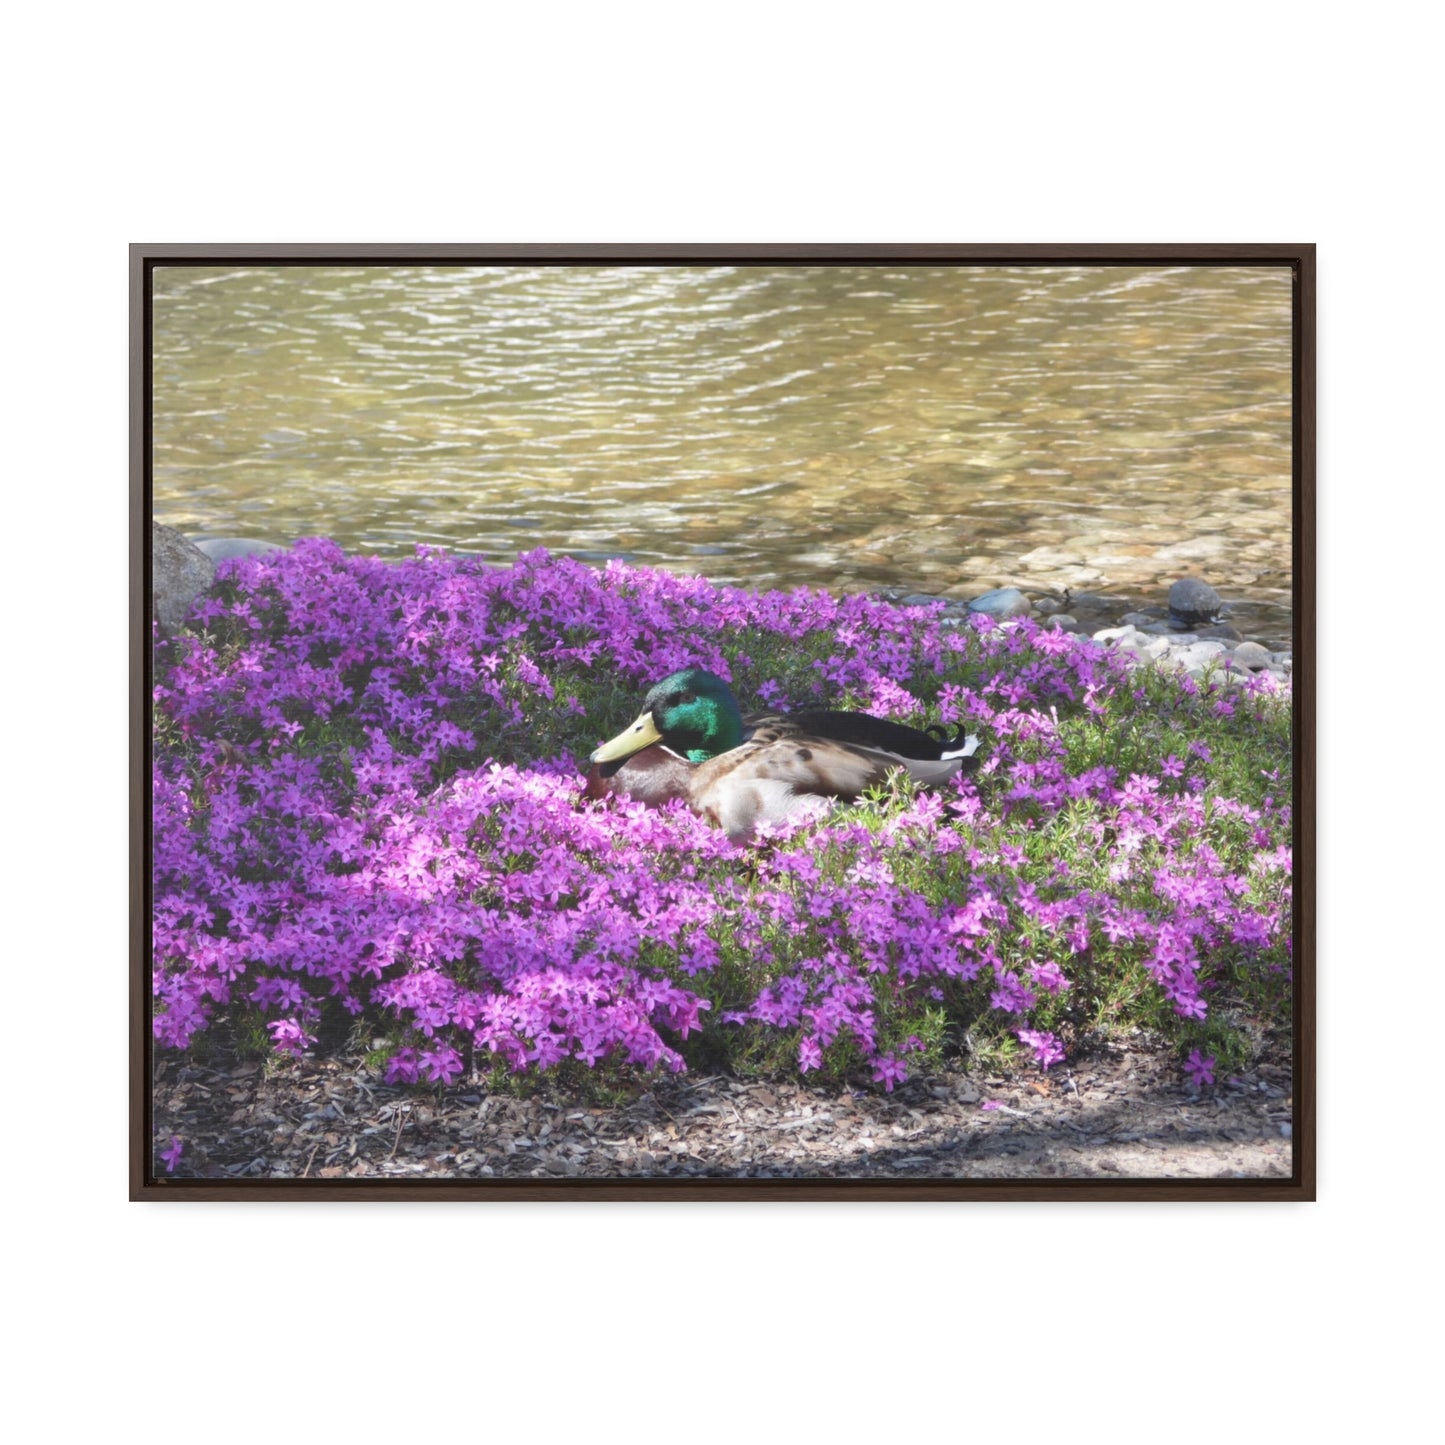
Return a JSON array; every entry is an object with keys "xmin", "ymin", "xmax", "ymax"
[{"xmin": 142, "ymin": 252, "xmax": 1302, "ymax": 1192}]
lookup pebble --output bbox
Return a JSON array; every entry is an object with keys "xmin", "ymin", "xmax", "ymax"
[{"xmin": 1048, "ymin": 614, "xmax": 1080, "ymax": 632}]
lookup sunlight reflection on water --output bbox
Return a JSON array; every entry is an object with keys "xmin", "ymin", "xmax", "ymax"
[{"xmin": 153, "ymin": 263, "xmax": 1293, "ymax": 644}]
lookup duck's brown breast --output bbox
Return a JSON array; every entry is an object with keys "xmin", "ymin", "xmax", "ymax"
[{"xmin": 582, "ymin": 745, "xmax": 694, "ymax": 807}]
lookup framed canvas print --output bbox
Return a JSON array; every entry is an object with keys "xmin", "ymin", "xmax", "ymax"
[{"xmin": 132, "ymin": 244, "xmax": 1313, "ymax": 1200}]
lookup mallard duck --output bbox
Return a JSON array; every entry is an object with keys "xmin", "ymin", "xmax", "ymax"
[{"xmin": 585, "ymin": 667, "xmax": 979, "ymax": 842}]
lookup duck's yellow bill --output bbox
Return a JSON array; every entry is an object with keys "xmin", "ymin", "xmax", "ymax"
[{"xmin": 590, "ymin": 711, "xmax": 663, "ymax": 764}]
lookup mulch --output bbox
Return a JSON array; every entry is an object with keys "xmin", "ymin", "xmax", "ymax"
[{"xmin": 150, "ymin": 1031, "xmax": 1292, "ymax": 1183}]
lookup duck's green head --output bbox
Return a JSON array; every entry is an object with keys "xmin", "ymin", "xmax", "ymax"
[{"xmin": 589, "ymin": 668, "xmax": 744, "ymax": 765}]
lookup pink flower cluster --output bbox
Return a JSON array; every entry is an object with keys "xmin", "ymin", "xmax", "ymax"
[{"xmin": 152, "ymin": 541, "xmax": 1291, "ymax": 1089}]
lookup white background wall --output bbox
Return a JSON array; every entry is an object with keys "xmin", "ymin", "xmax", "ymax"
[{"xmin": 5, "ymin": 3, "xmax": 1433, "ymax": 1438}]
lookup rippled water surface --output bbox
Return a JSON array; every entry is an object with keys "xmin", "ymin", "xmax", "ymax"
[{"xmin": 153, "ymin": 263, "xmax": 1293, "ymax": 641}]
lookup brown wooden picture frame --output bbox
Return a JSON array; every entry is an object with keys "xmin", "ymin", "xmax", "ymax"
[{"xmin": 131, "ymin": 243, "xmax": 1314, "ymax": 1201}]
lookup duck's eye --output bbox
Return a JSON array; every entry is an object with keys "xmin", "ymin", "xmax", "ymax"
[{"xmin": 675, "ymin": 691, "xmax": 695, "ymax": 706}]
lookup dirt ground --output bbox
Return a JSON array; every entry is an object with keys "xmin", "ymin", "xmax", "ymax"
[{"xmin": 151, "ymin": 1031, "xmax": 1293, "ymax": 1185}]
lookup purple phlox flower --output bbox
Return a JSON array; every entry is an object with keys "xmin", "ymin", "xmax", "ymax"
[
  {"xmin": 1027, "ymin": 960, "xmax": 1070, "ymax": 995},
  {"xmin": 1172, "ymin": 992, "xmax": 1208, "ymax": 1021},
  {"xmin": 160, "ymin": 1136, "xmax": 184, "ymax": 1173},
  {"xmin": 990, "ymin": 971, "xmax": 1037, "ymax": 1015},
  {"xmin": 798, "ymin": 1036, "xmax": 823, "ymax": 1072},
  {"xmin": 418, "ymin": 1045, "xmax": 465, "ymax": 1085},
  {"xmin": 1183, "ymin": 1049, "xmax": 1216, "ymax": 1087},
  {"xmin": 980, "ymin": 1100, "xmax": 1002, "ymax": 1112},
  {"xmin": 871, "ymin": 1054, "xmax": 908, "ymax": 1092},
  {"xmin": 267, "ymin": 1017, "xmax": 317, "ymax": 1056},
  {"xmin": 1016, "ymin": 1028, "xmax": 1065, "ymax": 1070},
  {"xmin": 1123, "ymin": 773, "xmax": 1160, "ymax": 804},
  {"xmin": 385, "ymin": 1048, "xmax": 420, "ymax": 1085}
]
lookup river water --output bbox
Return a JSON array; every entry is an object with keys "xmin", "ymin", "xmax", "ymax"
[{"xmin": 152, "ymin": 263, "xmax": 1294, "ymax": 645}]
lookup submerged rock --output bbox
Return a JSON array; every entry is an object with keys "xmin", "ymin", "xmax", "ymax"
[{"xmin": 1198, "ymin": 622, "xmax": 1244, "ymax": 642}]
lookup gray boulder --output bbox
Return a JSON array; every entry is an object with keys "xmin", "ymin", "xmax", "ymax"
[
  {"xmin": 1168, "ymin": 640, "xmax": 1229, "ymax": 672},
  {"xmin": 966, "ymin": 587, "xmax": 1032, "ymax": 618},
  {"xmin": 1168, "ymin": 577, "xmax": 1223, "ymax": 626},
  {"xmin": 1231, "ymin": 641, "xmax": 1273, "ymax": 671},
  {"xmin": 152, "ymin": 522, "xmax": 216, "ymax": 636}
]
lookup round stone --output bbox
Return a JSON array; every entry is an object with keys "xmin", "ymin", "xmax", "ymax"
[
  {"xmin": 1168, "ymin": 577, "xmax": 1223, "ymax": 625},
  {"xmin": 1165, "ymin": 641, "xmax": 1228, "ymax": 674},
  {"xmin": 967, "ymin": 587, "xmax": 1032, "ymax": 618},
  {"xmin": 1048, "ymin": 614, "xmax": 1080, "ymax": 631},
  {"xmin": 1232, "ymin": 641, "xmax": 1272, "ymax": 670}
]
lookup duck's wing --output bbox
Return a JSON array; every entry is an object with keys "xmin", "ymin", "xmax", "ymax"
[
  {"xmin": 686, "ymin": 739, "xmax": 861, "ymax": 842},
  {"xmin": 688, "ymin": 734, "xmax": 976, "ymax": 842},
  {"xmin": 732, "ymin": 737, "xmax": 897, "ymax": 795},
  {"xmin": 745, "ymin": 708, "xmax": 980, "ymax": 763}
]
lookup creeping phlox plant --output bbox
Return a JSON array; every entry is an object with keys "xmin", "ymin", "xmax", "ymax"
[{"xmin": 153, "ymin": 541, "xmax": 1291, "ymax": 1092}]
